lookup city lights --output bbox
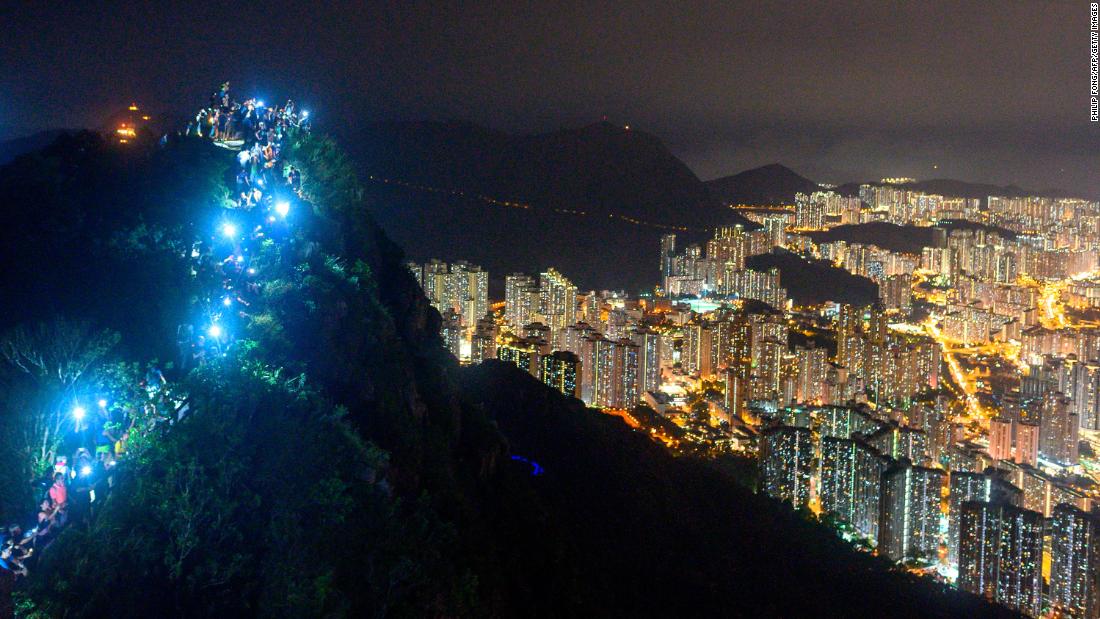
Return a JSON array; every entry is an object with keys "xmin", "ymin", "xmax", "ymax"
[{"xmin": 2, "ymin": 4, "xmax": 1098, "ymax": 611}]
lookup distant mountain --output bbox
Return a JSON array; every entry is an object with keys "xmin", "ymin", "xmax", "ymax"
[
  {"xmin": 833, "ymin": 178, "xmax": 1085, "ymax": 202},
  {"xmin": 806, "ymin": 221, "xmax": 1015, "ymax": 255},
  {"xmin": 0, "ymin": 129, "xmax": 70, "ymax": 166},
  {"xmin": 352, "ymin": 121, "xmax": 753, "ymax": 292},
  {"xmin": 706, "ymin": 163, "xmax": 823, "ymax": 206}
]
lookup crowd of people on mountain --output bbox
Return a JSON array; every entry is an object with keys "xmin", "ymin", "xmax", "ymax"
[
  {"xmin": 1, "ymin": 82, "xmax": 312, "ymax": 586},
  {"xmin": 1, "ymin": 399, "xmax": 133, "ymax": 579},
  {"xmin": 181, "ymin": 78, "xmax": 313, "ymax": 382},
  {"xmin": 187, "ymin": 81, "xmax": 308, "ymax": 209},
  {"xmin": 176, "ymin": 82, "xmax": 311, "ymax": 371}
]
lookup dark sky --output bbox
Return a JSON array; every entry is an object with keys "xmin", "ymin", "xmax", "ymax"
[{"xmin": 2, "ymin": 1, "xmax": 1096, "ymax": 195}]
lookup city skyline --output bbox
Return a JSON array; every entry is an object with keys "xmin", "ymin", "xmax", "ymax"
[
  {"xmin": 412, "ymin": 169, "xmax": 1100, "ymax": 616},
  {"xmin": 3, "ymin": 3, "xmax": 1097, "ymax": 616}
]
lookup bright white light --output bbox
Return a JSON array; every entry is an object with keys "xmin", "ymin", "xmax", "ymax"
[
  {"xmin": 235, "ymin": 255, "xmax": 244, "ymax": 263},
  {"xmin": 222, "ymin": 297, "xmax": 232, "ymax": 307},
  {"xmin": 268, "ymin": 215, "xmax": 276, "ymax": 223},
  {"xmin": 221, "ymin": 223, "xmax": 237, "ymax": 238},
  {"xmin": 301, "ymin": 111, "xmax": 309, "ymax": 118},
  {"xmin": 275, "ymin": 201, "xmax": 290, "ymax": 218},
  {"xmin": 72, "ymin": 406, "xmax": 86, "ymax": 421},
  {"xmin": 97, "ymin": 399, "xmax": 108, "ymax": 409},
  {"xmin": 208, "ymin": 324, "xmax": 223, "ymax": 339},
  {"xmin": 247, "ymin": 268, "xmax": 256, "ymax": 275},
  {"xmin": 256, "ymin": 100, "xmax": 264, "ymax": 108},
  {"xmin": 80, "ymin": 465, "xmax": 92, "ymax": 477}
]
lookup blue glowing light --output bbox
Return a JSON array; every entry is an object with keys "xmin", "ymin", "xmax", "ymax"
[{"xmin": 510, "ymin": 455, "xmax": 544, "ymax": 476}]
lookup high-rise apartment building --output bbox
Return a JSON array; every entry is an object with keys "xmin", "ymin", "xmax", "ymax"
[{"xmin": 760, "ymin": 425, "xmax": 814, "ymax": 509}]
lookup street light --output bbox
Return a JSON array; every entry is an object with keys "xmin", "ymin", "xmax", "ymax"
[
  {"xmin": 223, "ymin": 296, "xmax": 233, "ymax": 307},
  {"xmin": 97, "ymin": 399, "xmax": 108, "ymax": 409},
  {"xmin": 221, "ymin": 223, "xmax": 237, "ymax": 239},
  {"xmin": 276, "ymin": 201, "xmax": 290, "ymax": 218},
  {"xmin": 208, "ymin": 324, "xmax": 223, "ymax": 339},
  {"xmin": 72, "ymin": 406, "xmax": 86, "ymax": 421}
]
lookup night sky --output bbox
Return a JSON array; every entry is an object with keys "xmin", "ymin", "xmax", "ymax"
[{"xmin": 2, "ymin": 1, "xmax": 1096, "ymax": 195}]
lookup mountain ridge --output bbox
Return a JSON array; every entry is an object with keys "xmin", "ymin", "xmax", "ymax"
[
  {"xmin": 352, "ymin": 120, "xmax": 754, "ymax": 291},
  {"xmin": 707, "ymin": 162, "xmax": 823, "ymax": 206}
]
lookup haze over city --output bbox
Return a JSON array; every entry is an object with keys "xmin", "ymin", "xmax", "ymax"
[{"xmin": 2, "ymin": 1, "xmax": 1096, "ymax": 195}]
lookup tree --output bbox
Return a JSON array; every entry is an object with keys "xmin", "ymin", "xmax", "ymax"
[{"xmin": 0, "ymin": 319, "xmax": 120, "ymax": 476}]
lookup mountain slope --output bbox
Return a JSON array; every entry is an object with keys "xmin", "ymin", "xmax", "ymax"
[
  {"xmin": 462, "ymin": 360, "xmax": 1016, "ymax": 617},
  {"xmin": 2, "ymin": 130, "xmax": 1015, "ymax": 617},
  {"xmin": 706, "ymin": 163, "xmax": 822, "ymax": 206},
  {"xmin": 0, "ymin": 129, "xmax": 71, "ymax": 167}
]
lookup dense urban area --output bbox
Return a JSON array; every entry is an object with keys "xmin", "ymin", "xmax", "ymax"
[{"xmin": 414, "ymin": 185, "xmax": 1100, "ymax": 617}]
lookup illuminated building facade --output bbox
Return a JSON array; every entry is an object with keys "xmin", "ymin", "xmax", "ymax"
[
  {"xmin": 470, "ymin": 314, "xmax": 498, "ymax": 363},
  {"xmin": 579, "ymin": 335, "xmax": 639, "ymax": 408},
  {"xmin": 540, "ymin": 350, "xmax": 580, "ymax": 398},
  {"xmin": 957, "ymin": 501, "xmax": 1044, "ymax": 617},
  {"xmin": 866, "ymin": 424, "xmax": 928, "ymax": 465},
  {"xmin": 819, "ymin": 436, "xmax": 890, "ymax": 544},
  {"xmin": 497, "ymin": 334, "xmax": 542, "ymax": 377},
  {"xmin": 760, "ymin": 425, "xmax": 813, "ymax": 509},
  {"xmin": 505, "ymin": 273, "xmax": 540, "ymax": 329},
  {"xmin": 631, "ymin": 327, "xmax": 661, "ymax": 394},
  {"xmin": 539, "ymin": 268, "xmax": 577, "ymax": 348},
  {"xmin": 1050, "ymin": 504, "xmax": 1100, "ymax": 619},
  {"xmin": 1040, "ymin": 392, "xmax": 1079, "ymax": 465},
  {"xmin": 878, "ymin": 461, "xmax": 943, "ymax": 562},
  {"xmin": 946, "ymin": 471, "xmax": 1022, "ymax": 567}
]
